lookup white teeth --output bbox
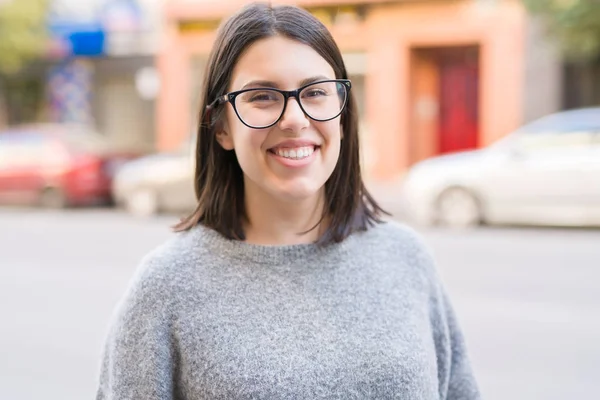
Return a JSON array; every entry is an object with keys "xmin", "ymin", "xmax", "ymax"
[{"xmin": 275, "ymin": 146, "xmax": 315, "ymax": 160}]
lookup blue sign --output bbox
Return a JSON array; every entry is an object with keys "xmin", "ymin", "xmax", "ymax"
[
  {"xmin": 49, "ymin": 21, "xmax": 106, "ymax": 57},
  {"xmin": 47, "ymin": 0, "xmax": 144, "ymax": 58}
]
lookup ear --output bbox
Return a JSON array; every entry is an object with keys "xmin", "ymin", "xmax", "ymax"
[
  {"xmin": 215, "ymin": 116, "xmax": 234, "ymax": 150},
  {"xmin": 216, "ymin": 129, "xmax": 234, "ymax": 150},
  {"xmin": 211, "ymin": 112, "xmax": 234, "ymax": 150}
]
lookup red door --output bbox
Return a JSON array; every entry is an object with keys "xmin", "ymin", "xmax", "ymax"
[{"xmin": 438, "ymin": 48, "xmax": 479, "ymax": 154}]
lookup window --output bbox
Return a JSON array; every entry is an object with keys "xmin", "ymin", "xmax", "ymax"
[{"xmin": 514, "ymin": 130, "xmax": 595, "ymax": 152}]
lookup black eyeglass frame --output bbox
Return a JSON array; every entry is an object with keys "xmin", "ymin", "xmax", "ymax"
[{"xmin": 206, "ymin": 79, "xmax": 352, "ymax": 129}]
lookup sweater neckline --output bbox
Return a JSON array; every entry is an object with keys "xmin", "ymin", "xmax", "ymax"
[{"xmin": 191, "ymin": 223, "xmax": 359, "ymax": 266}]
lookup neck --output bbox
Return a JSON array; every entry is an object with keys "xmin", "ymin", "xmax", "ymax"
[{"xmin": 243, "ymin": 186, "xmax": 326, "ymax": 246}]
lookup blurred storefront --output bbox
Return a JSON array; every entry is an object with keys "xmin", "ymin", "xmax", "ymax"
[
  {"xmin": 48, "ymin": 0, "xmax": 162, "ymax": 152},
  {"xmin": 157, "ymin": 0, "xmax": 562, "ymax": 180}
]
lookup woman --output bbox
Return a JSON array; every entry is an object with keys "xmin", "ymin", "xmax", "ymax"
[{"xmin": 97, "ymin": 3, "xmax": 480, "ymax": 399}]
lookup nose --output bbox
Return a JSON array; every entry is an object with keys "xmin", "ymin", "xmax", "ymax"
[{"xmin": 278, "ymin": 97, "xmax": 310, "ymax": 132}]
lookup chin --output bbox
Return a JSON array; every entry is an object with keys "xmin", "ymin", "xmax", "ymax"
[{"xmin": 271, "ymin": 179, "xmax": 324, "ymax": 202}]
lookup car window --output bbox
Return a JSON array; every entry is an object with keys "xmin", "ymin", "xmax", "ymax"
[
  {"xmin": 59, "ymin": 126, "xmax": 110, "ymax": 154},
  {"xmin": 0, "ymin": 133, "xmax": 66, "ymax": 168},
  {"xmin": 513, "ymin": 130, "xmax": 595, "ymax": 152},
  {"xmin": 0, "ymin": 138, "xmax": 11, "ymax": 168},
  {"xmin": 0, "ymin": 134, "xmax": 40, "ymax": 168},
  {"xmin": 518, "ymin": 109, "xmax": 600, "ymax": 135}
]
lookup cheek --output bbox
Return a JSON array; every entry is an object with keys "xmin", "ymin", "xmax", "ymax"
[
  {"xmin": 317, "ymin": 121, "xmax": 343, "ymax": 173},
  {"xmin": 319, "ymin": 119, "xmax": 342, "ymax": 143},
  {"xmin": 226, "ymin": 108, "xmax": 264, "ymax": 152},
  {"xmin": 234, "ymin": 128, "xmax": 267, "ymax": 155},
  {"xmin": 318, "ymin": 120, "xmax": 343, "ymax": 159},
  {"xmin": 230, "ymin": 127, "xmax": 269, "ymax": 172}
]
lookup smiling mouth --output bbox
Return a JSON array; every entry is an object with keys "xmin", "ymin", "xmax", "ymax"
[{"xmin": 268, "ymin": 145, "xmax": 320, "ymax": 160}]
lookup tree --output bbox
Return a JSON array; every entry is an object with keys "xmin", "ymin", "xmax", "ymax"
[
  {"xmin": 0, "ymin": 0, "xmax": 49, "ymax": 126},
  {"xmin": 523, "ymin": 0, "xmax": 600, "ymax": 61},
  {"xmin": 0, "ymin": 0, "xmax": 48, "ymax": 73}
]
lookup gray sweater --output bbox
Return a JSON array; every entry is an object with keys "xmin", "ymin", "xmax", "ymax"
[{"xmin": 97, "ymin": 221, "xmax": 480, "ymax": 400}]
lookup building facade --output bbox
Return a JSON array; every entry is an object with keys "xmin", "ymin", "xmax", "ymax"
[
  {"xmin": 48, "ymin": 0, "xmax": 163, "ymax": 151},
  {"xmin": 157, "ymin": 0, "xmax": 562, "ymax": 180}
]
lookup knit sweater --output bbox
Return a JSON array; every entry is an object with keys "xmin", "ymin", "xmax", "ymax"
[{"xmin": 96, "ymin": 221, "xmax": 480, "ymax": 400}]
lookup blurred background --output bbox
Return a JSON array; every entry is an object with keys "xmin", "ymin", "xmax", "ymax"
[{"xmin": 1, "ymin": 0, "xmax": 599, "ymax": 399}]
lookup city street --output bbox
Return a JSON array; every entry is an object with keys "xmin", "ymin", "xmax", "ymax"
[{"xmin": 1, "ymin": 208, "xmax": 599, "ymax": 400}]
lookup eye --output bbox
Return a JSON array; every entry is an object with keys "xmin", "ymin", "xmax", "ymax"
[
  {"xmin": 245, "ymin": 91, "xmax": 280, "ymax": 102},
  {"xmin": 303, "ymin": 89, "xmax": 328, "ymax": 98}
]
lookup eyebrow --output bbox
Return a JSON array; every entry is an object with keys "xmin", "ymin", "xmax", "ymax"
[{"xmin": 240, "ymin": 75, "xmax": 333, "ymax": 90}]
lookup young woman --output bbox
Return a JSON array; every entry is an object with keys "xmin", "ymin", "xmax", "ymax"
[{"xmin": 97, "ymin": 3, "xmax": 480, "ymax": 399}]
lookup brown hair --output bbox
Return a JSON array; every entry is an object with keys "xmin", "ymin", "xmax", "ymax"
[{"xmin": 174, "ymin": 2, "xmax": 387, "ymax": 245}]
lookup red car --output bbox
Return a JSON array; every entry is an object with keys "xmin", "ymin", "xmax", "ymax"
[{"xmin": 0, "ymin": 124, "xmax": 141, "ymax": 208}]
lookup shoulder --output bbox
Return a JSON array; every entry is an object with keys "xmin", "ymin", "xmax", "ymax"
[
  {"xmin": 359, "ymin": 220, "xmax": 439, "ymax": 277},
  {"xmin": 369, "ymin": 219, "xmax": 422, "ymax": 240},
  {"xmin": 366, "ymin": 220, "xmax": 434, "ymax": 255},
  {"xmin": 119, "ymin": 225, "xmax": 217, "ymax": 307}
]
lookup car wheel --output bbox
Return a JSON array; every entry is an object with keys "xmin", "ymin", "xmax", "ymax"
[
  {"xmin": 125, "ymin": 189, "xmax": 159, "ymax": 217},
  {"xmin": 435, "ymin": 188, "xmax": 481, "ymax": 228},
  {"xmin": 39, "ymin": 187, "xmax": 67, "ymax": 209}
]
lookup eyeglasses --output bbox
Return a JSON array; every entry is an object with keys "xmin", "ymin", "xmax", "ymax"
[{"xmin": 206, "ymin": 79, "xmax": 351, "ymax": 129}]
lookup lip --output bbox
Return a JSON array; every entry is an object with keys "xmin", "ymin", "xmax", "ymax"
[
  {"xmin": 268, "ymin": 139, "xmax": 320, "ymax": 150},
  {"xmin": 268, "ymin": 146, "xmax": 319, "ymax": 168}
]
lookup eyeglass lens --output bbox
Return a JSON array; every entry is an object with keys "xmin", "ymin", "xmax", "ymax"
[{"xmin": 234, "ymin": 81, "xmax": 348, "ymax": 128}]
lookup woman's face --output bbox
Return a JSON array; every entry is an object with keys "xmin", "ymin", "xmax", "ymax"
[{"xmin": 217, "ymin": 35, "xmax": 342, "ymax": 205}]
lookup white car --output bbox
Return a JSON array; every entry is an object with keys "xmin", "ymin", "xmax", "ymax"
[
  {"xmin": 401, "ymin": 107, "xmax": 600, "ymax": 228},
  {"xmin": 112, "ymin": 142, "xmax": 196, "ymax": 217}
]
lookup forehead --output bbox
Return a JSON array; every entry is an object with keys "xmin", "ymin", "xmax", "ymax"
[{"xmin": 230, "ymin": 35, "xmax": 336, "ymax": 90}]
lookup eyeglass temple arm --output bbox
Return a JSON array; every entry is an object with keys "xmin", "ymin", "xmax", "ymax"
[
  {"xmin": 206, "ymin": 94, "xmax": 228, "ymax": 110},
  {"xmin": 204, "ymin": 95, "xmax": 229, "ymax": 124},
  {"xmin": 203, "ymin": 95, "xmax": 227, "ymax": 125}
]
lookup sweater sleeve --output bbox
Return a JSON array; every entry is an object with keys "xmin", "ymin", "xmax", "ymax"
[
  {"xmin": 96, "ymin": 257, "xmax": 177, "ymax": 400},
  {"xmin": 409, "ymin": 229, "xmax": 481, "ymax": 400},
  {"xmin": 432, "ymin": 284, "xmax": 481, "ymax": 400}
]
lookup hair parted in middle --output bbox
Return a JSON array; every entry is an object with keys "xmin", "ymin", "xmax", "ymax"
[{"xmin": 174, "ymin": 2, "xmax": 387, "ymax": 245}]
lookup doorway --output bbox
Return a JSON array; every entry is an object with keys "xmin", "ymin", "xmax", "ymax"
[
  {"xmin": 438, "ymin": 46, "xmax": 479, "ymax": 154},
  {"xmin": 410, "ymin": 46, "xmax": 480, "ymax": 162}
]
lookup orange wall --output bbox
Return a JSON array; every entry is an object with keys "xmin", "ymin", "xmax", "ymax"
[
  {"xmin": 364, "ymin": 0, "xmax": 525, "ymax": 179},
  {"xmin": 157, "ymin": 0, "xmax": 527, "ymax": 180},
  {"xmin": 410, "ymin": 50, "xmax": 439, "ymax": 165}
]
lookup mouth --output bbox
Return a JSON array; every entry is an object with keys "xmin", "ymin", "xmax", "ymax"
[{"xmin": 267, "ymin": 145, "xmax": 320, "ymax": 160}]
